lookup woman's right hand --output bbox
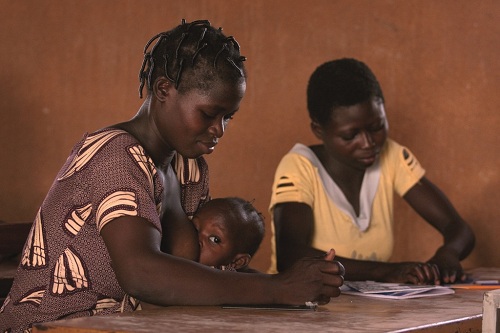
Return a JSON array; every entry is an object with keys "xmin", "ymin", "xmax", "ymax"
[{"xmin": 273, "ymin": 249, "xmax": 345, "ymax": 305}]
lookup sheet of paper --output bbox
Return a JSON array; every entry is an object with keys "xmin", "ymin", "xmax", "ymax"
[{"xmin": 341, "ymin": 281, "xmax": 455, "ymax": 299}]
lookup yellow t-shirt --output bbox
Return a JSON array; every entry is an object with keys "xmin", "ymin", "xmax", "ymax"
[{"xmin": 268, "ymin": 139, "xmax": 425, "ymax": 273}]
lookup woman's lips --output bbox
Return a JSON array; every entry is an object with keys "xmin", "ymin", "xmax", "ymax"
[
  {"xmin": 358, "ymin": 151, "xmax": 379, "ymax": 165},
  {"xmin": 199, "ymin": 140, "xmax": 218, "ymax": 153}
]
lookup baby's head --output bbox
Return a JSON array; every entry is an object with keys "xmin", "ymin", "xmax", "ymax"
[
  {"xmin": 307, "ymin": 58, "xmax": 385, "ymax": 126},
  {"xmin": 193, "ymin": 197, "xmax": 265, "ymax": 270}
]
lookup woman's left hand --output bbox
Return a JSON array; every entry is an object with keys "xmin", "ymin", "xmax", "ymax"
[{"xmin": 428, "ymin": 247, "xmax": 466, "ymax": 284}]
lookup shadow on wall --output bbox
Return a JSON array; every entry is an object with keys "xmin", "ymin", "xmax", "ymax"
[{"xmin": 0, "ymin": 72, "xmax": 47, "ymax": 222}]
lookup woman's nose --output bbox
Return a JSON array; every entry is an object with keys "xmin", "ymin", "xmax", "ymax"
[
  {"xmin": 209, "ymin": 118, "xmax": 225, "ymax": 138},
  {"xmin": 360, "ymin": 131, "xmax": 375, "ymax": 148}
]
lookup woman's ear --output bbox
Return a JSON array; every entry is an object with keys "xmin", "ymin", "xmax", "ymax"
[
  {"xmin": 230, "ymin": 253, "xmax": 251, "ymax": 270},
  {"xmin": 153, "ymin": 77, "xmax": 174, "ymax": 102},
  {"xmin": 310, "ymin": 121, "xmax": 324, "ymax": 140}
]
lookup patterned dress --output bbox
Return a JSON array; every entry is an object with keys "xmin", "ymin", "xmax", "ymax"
[{"xmin": 0, "ymin": 128, "xmax": 209, "ymax": 332}]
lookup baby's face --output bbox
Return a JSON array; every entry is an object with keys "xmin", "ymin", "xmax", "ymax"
[{"xmin": 192, "ymin": 206, "xmax": 237, "ymax": 267}]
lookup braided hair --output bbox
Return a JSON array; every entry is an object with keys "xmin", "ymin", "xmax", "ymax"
[{"xmin": 138, "ymin": 19, "xmax": 247, "ymax": 98}]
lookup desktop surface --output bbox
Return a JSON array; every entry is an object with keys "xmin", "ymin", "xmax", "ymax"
[{"xmin": 33, "ymin": 288, "xmax": 486, "ymax": 333}]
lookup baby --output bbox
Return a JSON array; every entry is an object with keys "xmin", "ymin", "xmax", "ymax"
[{"xmin": 193, "ymin": 197, "xmax": 265, "ymax": 271}]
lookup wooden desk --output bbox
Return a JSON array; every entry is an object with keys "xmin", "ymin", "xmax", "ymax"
[{"xmin": 33, "ymin": 289, "xmax": 486, "ymax": 333}]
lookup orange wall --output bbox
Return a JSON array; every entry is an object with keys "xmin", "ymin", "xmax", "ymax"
[{"xmin": 1, "ymin": 0, "xmax": 498, "ymax": 272}]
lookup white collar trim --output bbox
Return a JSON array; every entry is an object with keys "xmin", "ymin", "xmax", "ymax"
[{"xmin": 290, "ymin": 143, "xmax": 381, "ymax": 231}]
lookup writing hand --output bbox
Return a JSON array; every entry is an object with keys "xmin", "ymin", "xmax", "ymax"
[{"xmin": 274, "ymin": 248, "xmax": 344, "ymax": 305}]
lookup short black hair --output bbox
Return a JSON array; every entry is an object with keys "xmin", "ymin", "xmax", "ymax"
[
  {"xmin": 139, "ymin": 19, "xmax": 246, "ymax": 97},
  {"xmin": 307, "ymin": 58, "xmax": 384, "ymax": 125},
  {"xmin": 204, "ymin": 197, "xmax": 265, "ymax": 257}
]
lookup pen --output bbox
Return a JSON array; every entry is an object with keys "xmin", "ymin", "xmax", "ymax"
[
  {"xmin": 450, "ymin": 284, "xmax": 500, "ymax": 290},
  {"xmin": 474, "ymin": 280, "xmax": 499, "ymax": 285}
]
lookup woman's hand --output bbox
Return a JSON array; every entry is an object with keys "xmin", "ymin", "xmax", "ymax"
[
  {"xmin": 382, "ymin": 262, "xmax": 441, "ymax": 285},
  {"xmin": 427, "ymin": 246, "xmax": 466, "ymax": 284},
  {"xmin": 273, "ymin": 249, "xmax": 345, "ymax": 305},
  {"xmin": 403, "ymin": 177, "xmax": 474, "ymax": 284}
]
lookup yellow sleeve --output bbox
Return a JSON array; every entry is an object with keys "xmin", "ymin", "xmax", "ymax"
[
  {"xmin": 269, "ymin": 152, "xmax": 317, "ymax": 212},
  {"xmin": 385, "ymin": 139, "xmax": 426, "ymax": 196}
]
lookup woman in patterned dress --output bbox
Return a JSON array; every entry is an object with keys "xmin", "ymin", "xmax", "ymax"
[{"xmin": 0, "ymin": 20, "xmax": 344, "ymax": 332}]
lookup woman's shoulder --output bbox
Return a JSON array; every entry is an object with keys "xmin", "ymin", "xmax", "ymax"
[
  {"xmin": 381, "ymin": 138, "xmax": 407, "ymax": 159},
  {"xmin": 80, "ymin": 127, "xmax": 152, "ymax": 166},
  {"xmin": 81, "ymin": 127, "xmax": 148, "ymax": 155},
  {"xmin": 279, "ymin": 143, "xmax": 312, "ymax": 162},
  {"xmin": 381, "ymin": 138, "xmax": 424, "ymax": 174},
  {"xmin": 282, "ymin": 143, "xmax": 316, "ymax": 157},
  {"xmin": 87, "ymin": 127, "xmax": 140, "ymax": 144},
  {"xmin": 383, "ymin": 138, "xmax": 402, "ymax": 150},
  {"xmin": 382, "ymin": 138, "xmax": 419, "ymax": 160},
  {"xmin": 274, "ymin": 143, "xmax": 320, "ymax": 176},
  {"xmin": 57, "ymin": 128, "xmax": 149, "ymax": 181}
]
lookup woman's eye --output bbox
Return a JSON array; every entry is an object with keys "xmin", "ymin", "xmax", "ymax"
[
  {"xmin": 209, "ymin": 236, "xmax": 221, "ymax": 244},
  {"xmin": 223, "ymin": 113, "xmax": 235, "ymax": 121},
  {"xmin": 370, "ymin": 123, "xmax": 385, "ymax": 132},
  {"xmin": 202, "ymin": 111, "xmax": 216, "ymax": 120},
  {"xmin": 341, "ymin": 133, "xmax": 357, "ymax": 141}
]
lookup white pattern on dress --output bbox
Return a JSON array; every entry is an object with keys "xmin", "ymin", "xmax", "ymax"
[
  {"xmin": 173, "ymin": 154, "xmax": 201, "ymax": 184},
  {"xmin": 58, "ymin": 130, "xmax": 124, "ymax": 180},
  {"xmin": 129, "ymin": 144, "xmax": 161, "ymax": 214},
  {"xmin": 21, "ymin": 209, "xmax": 47, "ymax": 268},
  {"xmin": 92, "ymin": 298, "xmax": 120, "ymax": 315},
  {"xmin": 52, "ymin": 248, "xmax": 89, "ymax": 295},
  {"xmin": 18, "ymin": 289, "xmax": 45, "ymax": 306},
  {"xmin": 129, "ymin": 144, "xmax": 157, "ymax": 187},
  {"xmin": 64, "ymin": 203, "xmax": 92, "ymax": 236},
  {"xmin": 0, "ymin": 295, "xmax": 10, "ymax": 312},
  {"xmin": 96, "ymin": 191, "xmax": 138, "ymax": 231}
]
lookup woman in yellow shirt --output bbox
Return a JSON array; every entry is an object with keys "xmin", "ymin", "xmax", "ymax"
[{"xmin": 270, "ymin": 58, "xmax": 475, "ymax": 284}]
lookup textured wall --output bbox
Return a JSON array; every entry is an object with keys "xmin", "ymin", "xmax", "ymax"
[{"xmin": 0, "ymin": 0, "xmax": 498, "ymax": 271}]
